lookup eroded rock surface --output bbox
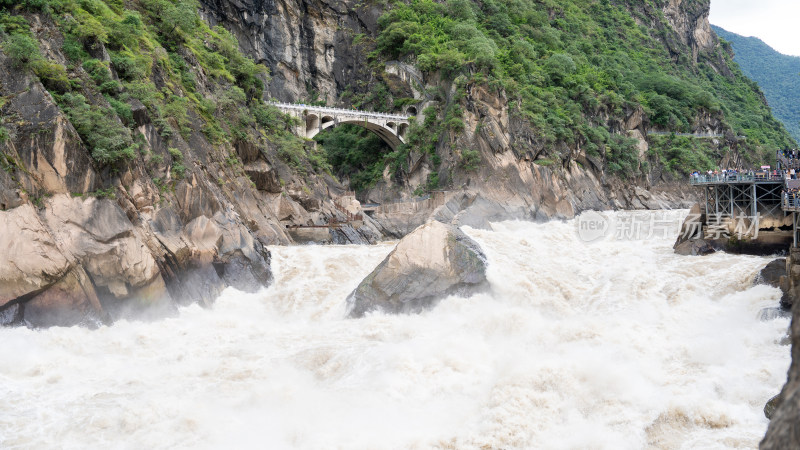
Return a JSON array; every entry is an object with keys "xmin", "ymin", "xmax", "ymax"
[
  {"xmin": 347, "ymin": 221, "xmax": 487, "ymax": 317},
  {"xmin": 0, "ymin": 194, "xmax": 274, "ymax": 327},
  {"xmin": 0, "ymin": 204, "xmax": 70, "ymax": 308}
]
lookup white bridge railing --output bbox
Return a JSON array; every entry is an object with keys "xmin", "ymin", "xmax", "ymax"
[{"xmin": 268, "ymin": 102, "xmax": 410, "ymax": 121}]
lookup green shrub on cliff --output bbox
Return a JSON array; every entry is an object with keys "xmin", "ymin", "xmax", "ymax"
[
  {"xmin": 2, "ymin": 33, "xmax": 39, "ymax": 67},
  {"xmin": 59, "ymin": 93, "xmax": 136, "ymax": 165},
  {"xmin": 460, "ymin": 149, "xmax": 481, "ymax": 171}
]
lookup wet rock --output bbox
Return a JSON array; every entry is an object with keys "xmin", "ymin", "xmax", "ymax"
[
  {"xmin": 23, "ymin": 266, "xmax": 106, "ymax": 328},
  {"xmin": 755, "ymin": 258, "xmax": 787, "ymax": 288},
  {"xmin": 765, "ymin": 394, "xmax": 781, "ymax": 420},
  {"xmin": 673, "ymin": 203, "xmax": 704, "ymax": 250},
  {"xmin": 330, "ymin": 223, "xmax": 380, "ymax": 245},
  {"xmin": 673, "ymin": 239, "xmax": 716, "ymax": 256},
  {"xmin": 214, "ymin": 211, "xmax": 273, "ymax": 290},
  {"xmin": 431, "ymin": 192, "xmax": 506, "ymax": 231},
  {"xmin": 758, "ymin": 307, "xmax": 792, "ymax": 321},
  {"xmin": 172, "ymin": 264, "xmax": 226, "ymax": 307},
  {"xmin": 43, "ymin": 196, "xmax": 165, "ymax": 300},
  {"xmin": 347, "ymin": 221, "xmax": 487, "ymax": 317},
  {"xmin": 762, "ymin": 266, "xmax": 800, "ymax": 449},
  {"xmin": 151, "ymin": 209, "xmax": 272, "ymax": 305},
  {"xmin": 0, "ymin": 304, "xmax": 22, "ymax": 326}
]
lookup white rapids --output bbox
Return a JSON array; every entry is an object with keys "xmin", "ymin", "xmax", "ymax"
[{"xmin": 0, "ymin": 211, "xmax": 790, "ymax": 449}]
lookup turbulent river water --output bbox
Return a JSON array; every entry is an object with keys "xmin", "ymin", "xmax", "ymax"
[{"xmin": 0, "ymin": 211, "xmax": 791, "ymax": 449}]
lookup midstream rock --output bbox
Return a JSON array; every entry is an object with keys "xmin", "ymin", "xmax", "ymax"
[
  {"xmin": 756, "ymin": 258, "xmax": 787, "ymax": 289},
  {"xmin": 347, "ymin": 221, "xmax": 487, "ymax": 317},
  {"xmin": 765, "ymin": 395, "xmax": 781, "ymax": 420},
  {"xmin": 673, "ymin": 239, "xmax": 716, "ymax": 256}
]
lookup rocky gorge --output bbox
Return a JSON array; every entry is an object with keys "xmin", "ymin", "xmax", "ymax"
[
  {"xmin": 0, "ymin": 0, "xmax": 794, "ymax": 353},
  {"xmin": 1, "ymin": 0, "xmax": 799, "ymax": 446},
  {"xmin": 1, "ymin": 0, "xmax": 743, "ymax": 327}
]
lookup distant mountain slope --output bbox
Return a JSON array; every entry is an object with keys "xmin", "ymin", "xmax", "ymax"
[{"xmin": 713, "ymin": 25, "xmax": 800, "ymax": 142}]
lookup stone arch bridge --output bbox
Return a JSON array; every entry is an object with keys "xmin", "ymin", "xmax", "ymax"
[{"xmin": 269, "ymin": 102, "xmax": 412, "ymax": 150}]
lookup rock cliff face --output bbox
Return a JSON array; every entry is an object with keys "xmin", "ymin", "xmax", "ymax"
[
  {"xmin": 0, "ymin": 4, "xmax": 379, "ymax": 326},
  {"xmin": 198, "ymin": 0, "xmax": 705, "ymax": 223},
  {"xmin": 200, "ymin": 0, "xmax": 382, "ymax": 102},
  {"xmin": 659, "ymin": 0, "xmax": 717, "ymax": 63},
  {"xmin": 762, "ymin": 250, "xmax": 800, "ymax": 448}
]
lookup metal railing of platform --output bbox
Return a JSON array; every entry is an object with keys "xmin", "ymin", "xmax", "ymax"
[{"xmin": 690, "ymin": 174, "xmax": 787, "ymax": 184}]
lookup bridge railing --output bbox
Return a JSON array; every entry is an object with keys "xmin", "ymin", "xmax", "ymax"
[{"xmin": 267, "ymin": 102, "xmax": 409, "ymax": 120}]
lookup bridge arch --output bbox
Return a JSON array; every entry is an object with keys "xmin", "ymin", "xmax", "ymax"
[
  {"xmin": 305, "ymin": 114, "xmax": 319, "ymax": 137},
  {"xmin": 311, "ymin": 119, "xmax": 405, "ymax": 150},
  {"xmin": 271, "ymin": 102, "xmax": 410, "ymax": 150},
  {"xmin": 304, "ymin": 116, "xmax": 408, "ymax": 150},
  {"xmin": 398, "ymin": 123, "xmax": 409, "ymax": 138}
]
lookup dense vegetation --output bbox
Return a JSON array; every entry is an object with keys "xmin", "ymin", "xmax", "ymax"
[
  {"xmin": 314, "ymin": 124, "xmax": 392, "ymax": 191},
  {"xmin": 713, "ymin": 25, "xmax": 800, "ymax": 143},
  {"xmin": 368, "ymin": 0, "xmax": 794, "ymax": 179},
  {"xmin": 0, "ymin": 0, "xmax": 313, "ymax": 180}
]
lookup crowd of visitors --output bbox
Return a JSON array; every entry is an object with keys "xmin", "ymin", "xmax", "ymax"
[
  {"xmin": 777, "ymin": 149, "xmax": 800, "ymax": 170},
  {"xmin": 690, "ymin": 168, "xmax": 795, "ymax": 182},
  {"xmin": 784, "ymin": 187, "xmax": 800, "ymax": 209},
  {"xmin": 688, "ymin": 151, "xmax": 800, "ymax": 210}
]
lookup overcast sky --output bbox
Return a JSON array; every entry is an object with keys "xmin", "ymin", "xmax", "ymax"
[{"xmin": 710, "ymin": 0, "xmax": 800, "ymax": 56}]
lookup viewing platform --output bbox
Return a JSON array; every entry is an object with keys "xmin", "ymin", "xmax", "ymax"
[{"xmin": 687, "ymin": 168, "xmax": 800, "ymax": 247}]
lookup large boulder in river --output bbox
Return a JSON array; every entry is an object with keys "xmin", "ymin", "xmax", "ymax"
[
  {"xmin": 672, "ymin": 203, "xmax": 712, "ymax": 256},
  {"xmin": 673, "ymin": 238, "xmax": 716, "ymax": 256},
  {"xmin": 756, "ymin": 258, "xmax": 787, "ymax": 289},
  {"xmin": 347, "ymin": 221, "xmax": 487, "ymax": 317}
]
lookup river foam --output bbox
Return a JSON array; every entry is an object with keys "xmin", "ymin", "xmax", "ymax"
[{"xmin": 0, "ymin": 211, "xmax": 790, "ymax": 449}]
